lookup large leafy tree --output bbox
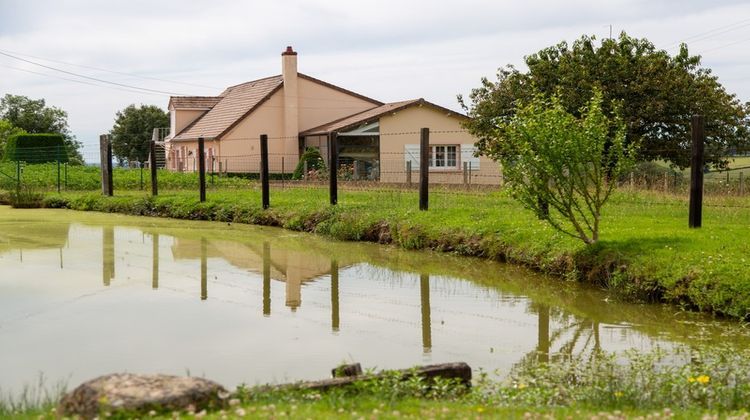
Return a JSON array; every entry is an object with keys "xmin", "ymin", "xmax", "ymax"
[
  {"xmin": 109, "ymin": 104, "xmax": 169, "ymax": 164},
  {"xmin": 500, "ymin": 90, "xmax": 636, "ymax": 244},
  {"xmin": 459, "ymin": 33, "xmax": 749, "ymax": 169},
  {"xmin": 0, "ymin": 94, "xmax": 83, "ymax": 164}
]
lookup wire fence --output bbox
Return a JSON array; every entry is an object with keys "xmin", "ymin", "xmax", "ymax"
[{"xmin": 3, "ymin": 130, "xmax": 750, "ymax": 212}]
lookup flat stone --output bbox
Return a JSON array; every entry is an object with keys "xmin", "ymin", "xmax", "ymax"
[{"xmin": 58, "ymin": 373, "xmax": 227, "ymax": 418}]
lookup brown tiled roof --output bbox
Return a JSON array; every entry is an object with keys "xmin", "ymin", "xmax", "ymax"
[
  {"xmin": 168, "ymin": 96, "xmax": 222, "ymax": 109},
  {"xmin": 301, "ymin": 98, "xmax": 467, "ymax": 135},
  {"xmin": 172, "ymin": 75, "xmax": 284, "ymax": 140}
]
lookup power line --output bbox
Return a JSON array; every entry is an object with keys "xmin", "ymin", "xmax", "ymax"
[
  {"xmin": 0, "ymin": 50, "xmax": 187, "ymax": 96},
  {"xmin": 0, "ymin": 64, "xmax": 166, "ymax": 97},
  {"xmin": 663, "ymin": 18, "xmax": 750, "ymax": 50},
  {"xmin": 0, "ymin": 48, "xmax": 220, "ymax": 91}
]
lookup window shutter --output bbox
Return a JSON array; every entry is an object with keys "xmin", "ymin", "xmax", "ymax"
[
  {"xmin": 461, "ymin": 144, "xmax": 480, "ymax": 170},
  {"xmin": 404, "ymin": 144, "xmax": 420, "ymax": 170}
]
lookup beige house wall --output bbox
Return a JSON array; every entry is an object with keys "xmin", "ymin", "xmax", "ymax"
[
  {"xmin": 297, "ymin": 77, "xmax": 377, "ymax": 132},
  {"xmin": 171, "ymin": 109, "xmax": 207, "ymax": 138},
  {"xmin": 218, "ymin": 90, "xmax": 286, "ymax": 173},
  {"xmin": 378, "ymin": 106, "xmax": 500, "ymax": 185}
]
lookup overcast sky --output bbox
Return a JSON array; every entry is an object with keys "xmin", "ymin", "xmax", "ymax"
[{"xmin": 1, "ymin": 0, "xmax": 749, "ymax": 160}]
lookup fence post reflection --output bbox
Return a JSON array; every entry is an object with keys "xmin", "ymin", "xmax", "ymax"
[
  {"xmin": 263, "ymin": 242, "xmax": 271, "ymax": 316},
  {"xmin": 200, "ymin": 237, "xmax": 207, "ymax": 300},
  {"xmin": 537, "ymin": 304, "xmax": 550, "ymax": 363},
  {"xmin": 102, "ymin": 227, "xmax": 114, "ymax": 286},
  {"xmin": 331, "ymin": 260, "xmax": 340, "ymax": 332},
  {"xmin": 420, "ymin": 273, "xmax": 432, "ymax": 353},
  {"xmin": 152, "ymin": 234, "xmax": 159, "ymax": 290}
]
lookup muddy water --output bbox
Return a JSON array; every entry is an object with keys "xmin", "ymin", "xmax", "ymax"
[{"xmin": 0, "ymin": 206, "xmax": 746, "ymax": 394}]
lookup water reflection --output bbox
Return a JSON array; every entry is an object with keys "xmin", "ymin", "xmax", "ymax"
[
  {"xmin": 152, "ymin": 234, "xmax": 159, "ymax": 290},
  {"xmin": 102, "ymin": 226, "xmax": 114, "ymax": 286},
  {"xmin": 420, "ymin": 273, "xmax": 431, "ymax": 353},
  {"xmin": 1, "ymin": 206, "xmax": 749, "ymax": 395},
  {"xmin": 331, "ymin": 260, "xmax": 339, "ymax": 332},
  {"xmin": 263, "ymin": 242, "xmax": 271, "ymax": 316}
]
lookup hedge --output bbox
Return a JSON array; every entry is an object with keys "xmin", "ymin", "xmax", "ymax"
[{"xmin": 4, "ymin": 133, "xmax": 69, "ymax": 163}]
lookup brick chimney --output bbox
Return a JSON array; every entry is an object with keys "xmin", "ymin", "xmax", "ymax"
[{"xmin": 282, "ymin": 46, "xmax": 299, "ymax": 163}]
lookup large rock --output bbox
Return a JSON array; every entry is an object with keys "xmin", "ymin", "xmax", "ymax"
[{"xmin": 58, "ymin": 373, "xmax": 227, "ymax": 418}]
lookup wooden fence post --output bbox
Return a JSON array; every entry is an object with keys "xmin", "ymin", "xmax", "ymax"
[
  {"xmin": 303, "ymin": 160, "xmax": 308, "ymax": 181},
  {"xmin": 463, "ymin": 161, "xmax": 468, "ymax": 187},
  {"xmin": 689, "ymin": 115, "xmax": 704, "ymax": 228},
  {"xmin": 99, "ymin": 134, "xmax": 113, "ymax": 196},
  {"xmin": 330, "ymin": 132, "xmax": 338, "ymax": 205},
  {"xmin": 150, "ymin": 141, "xmax": 158, "ymax": 196},
  {"xmin": 260, "ymin": 134, "xmax": 270, "ymax": 209},
  {"xmin": 419, "ymin": 128, "xmax": 429, "ymax": 211},
  {"xmin": 198, "ymin": 137, "xmax": 206, "ymax": 202}
]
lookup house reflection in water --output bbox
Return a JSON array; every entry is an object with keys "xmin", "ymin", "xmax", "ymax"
[{"xmin": 170, "ymin": 236, "xmax": 344, "ymax": 311}]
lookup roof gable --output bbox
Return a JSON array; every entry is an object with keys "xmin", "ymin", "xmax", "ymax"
[{"xmin": 172, "ymin": 75, "xmax": 283, "ymax": 140}]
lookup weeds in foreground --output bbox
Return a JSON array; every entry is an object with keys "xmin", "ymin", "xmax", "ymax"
[
  {"xmin": 7, "ymin": 347, "xmax": 750, "ymax": 418},
  {"xmin": 0, "ymin": 373, "xmax": 67, "ymax": 417}
]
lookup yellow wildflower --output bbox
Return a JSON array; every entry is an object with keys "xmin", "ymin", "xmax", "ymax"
[
  {"xmin": 614, "ymin": 391, "xmax": 623, "ymax": 398},
  {"xmin": 696, "ymin": 375, "xmax": 710, "ymax": 385},
  {"xmin": 518, "ymin": 383, "xmax": 527, "ymax": 390},
  {"xmin": 688, "ymin": 377, "xmax": 696, "ymax": 383}
]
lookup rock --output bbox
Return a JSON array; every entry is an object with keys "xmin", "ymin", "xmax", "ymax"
[{"xmin": 57, "ymin": 373, "xmax": 227, "ymax": 418}]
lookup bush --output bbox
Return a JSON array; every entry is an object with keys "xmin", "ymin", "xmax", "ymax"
[
  {"xmin": 292, "ymin": 147, "xmax": 327, "ymax": 180},
  {"xmin": 4, "ymin": 133, "xmax": 69, "ymax": 164}
]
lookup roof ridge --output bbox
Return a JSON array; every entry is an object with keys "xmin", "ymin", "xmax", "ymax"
[{"xmin": 223, "ymin": 74, "xmax": 283, "ymax": 91}]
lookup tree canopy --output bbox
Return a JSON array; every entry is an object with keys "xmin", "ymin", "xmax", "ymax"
[
  {"xmin": 109, "ymin": 104, "xmax": 169, "ymax": 164},
  {"xmin": 459, "ymin": 32, "xmax": 749, "ymax": 169},
  {"xmin": 0, "ymin": 94, "xmax": 83, "ymax": 164}
]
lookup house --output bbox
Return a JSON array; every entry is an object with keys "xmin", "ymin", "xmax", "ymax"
[{"xmin": 165, "ymin": 47, "xmax": 499, "ymax": 184}]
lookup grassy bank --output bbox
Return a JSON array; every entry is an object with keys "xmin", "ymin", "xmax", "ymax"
[
  {"xmin": 2, "ymin": 185, "xmax": 750, "ymax": 319},
  {"xmin": 6, "ymin": 347, "xmax": 750, "ymax": 419}
]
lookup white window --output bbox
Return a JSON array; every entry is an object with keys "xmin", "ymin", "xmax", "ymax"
[
  {"xmin": 404, "ymin": 143, "xmax": 480, "ymax": 171},
  {"xmin": 429, "ymin": 145, "xmax": 458, "ymax": 169}
]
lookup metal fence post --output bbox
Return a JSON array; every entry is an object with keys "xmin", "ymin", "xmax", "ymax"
[
  {"xmin": 260, "ymin": 134, "xmax": 270, "ymax": 209},
  {"xmin": 198, "ymin": 137, "xmax": 206, "ymax": 202},
  {"xmin": 329, "ymin": 132, "xmax": 338, "ymax": 205},
  {"xmin": 56, "ymin": 144, "xmax": 61, "ymax": 193},
  {"xmin": 419, "ymin": 128, "xmax": 429, "ymax": 211},
  {"xmin": 463, "ymin": 161, "xmax": 468, "ymax": 187},
  {"xmin": 740, "ymin": 172, "xmax": 745, "ymax": 195},
  {"xmin": 150, "ymin": 141, "xmax": 158, "ymax": 196},
  {"xmin": 406, "ymin": 160, "xmax": 412, "ymax": 187},
  {"xmin": 689, "ymin": 115, "xmax": 704, "ymax": 228}
]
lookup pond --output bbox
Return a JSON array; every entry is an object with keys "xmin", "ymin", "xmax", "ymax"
[{"xmin": 0, "ymin": 206, "xmax": 747, "ymax": 395}]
